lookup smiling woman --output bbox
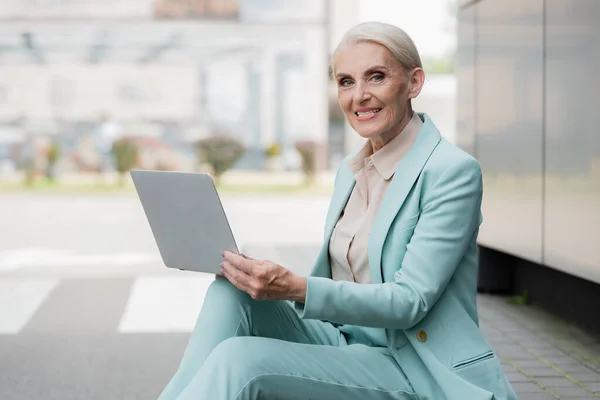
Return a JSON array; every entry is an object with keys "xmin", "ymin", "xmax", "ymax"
[
  {"xmin": 156, "ymin": 22, "xmax": 518, "ymax": 400},
  {"xmin": 333, "ymin": 37, "xmax": 424, "ymax": 151}
]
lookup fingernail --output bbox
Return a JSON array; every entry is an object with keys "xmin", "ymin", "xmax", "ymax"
[{"xmin": 221, "ymin": 251, "xmax": 225, "ymax": 257}]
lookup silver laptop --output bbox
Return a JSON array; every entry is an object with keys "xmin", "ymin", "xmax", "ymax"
[{"xmin": 130, "ymin": 169, "xmax": 239, "ymax": 274}]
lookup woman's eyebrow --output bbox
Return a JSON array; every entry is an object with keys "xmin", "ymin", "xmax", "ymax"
[
  {"xmin": 336, "ymin": 65, "xmax": 389, "ymax": 79},
  {"xmin": 335, "ymin": 72, "xmax": 351, "ymax": 80},
  {"xmin": 364, "ymin": 65, "xmax": 388, "ymax": 75}
]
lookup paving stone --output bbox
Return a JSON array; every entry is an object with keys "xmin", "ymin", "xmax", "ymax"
[
  {"xmin": 505, "ymin": 372, "xmax": 534, "ymax": 382},
  {"xmin": 512, "ymin": 359, "xmax": 549, "ymax": 368},
  {"xmin": 496, "ymin": 348, "xmax": 540, "ymax": 360},
  {"xmin": 503, "ymin": 366, "xmax": 518, "ymax": 375},
  {"xmin": 547, "ymin": 385, "xmax": 596, "ymax": 398},
  {"xmin": 531, "ymin": 348, "xmax": 572, "ymax": 358},
  {"xmin": 517, "ymin": 394, "xmax": 557, "ymax": 400},
  {"xmin": 485, "ymin": 332, "xmax": 515, "ymax": 340},
  {"xmin": 560, "ymin": 364, "xmax": 600, "ymax": 375},
  {"xmin": 547, "ymin": 359, "xmax": 591, "ymax": 368},
  {"xmin": 525, "ymin": 367, "xmax": 567, "ymax": 377},
  {"xmin": 512, "ymin": 335, "xmax": 552, "ymax": 344},
  {"xmin": 512, "ymin": 382, "xmax": 545, "ymax": 394},
  {"xmin": 519, "ymin": 342, "xmax": 560, "ymax": 352},
  {"xmin": 580, "ymin": 381, "xmax": 600, "ymax": 392},
  {"xmin": 563, "ymin": 330, "xmax": 599, "ymax": 345},
  {"xmin": 572, "ymin": 373, "xmax": 600, "ymax": 383},
  {"xmin": 500, "ymin": 326, "xmax": 530, "ymax": 334},
  {"xmin": 535, "ymin": 377, "xmax": 579, "ymax": 387},
  {"xmin": 491, "ymin": 339, "xmax": 521, "ymax": 348}
]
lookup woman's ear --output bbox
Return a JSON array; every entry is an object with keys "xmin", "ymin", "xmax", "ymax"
[{"xmin": 407, "ymin": 68, "xmax": 425, "ymax": 100}]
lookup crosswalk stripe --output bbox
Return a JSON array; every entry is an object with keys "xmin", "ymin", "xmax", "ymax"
[
  {"xmin": 117, "ymin": 274, "xmax": 215, "ymax": 334},
  {"xmin": 0, "ymin": 248, "xmax": 161, "ymax": 270},
  {"xmin": 0, "ymin": 278, "xmax": 60, "ymax": 334}
]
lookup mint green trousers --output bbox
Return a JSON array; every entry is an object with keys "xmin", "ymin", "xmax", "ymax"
[{"xmin": 157, "ymin": 278, "xmax": 416, "ymax": 400}]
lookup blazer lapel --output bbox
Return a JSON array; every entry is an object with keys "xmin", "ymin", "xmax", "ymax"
[
  {"xmin": 368, "ymin": 114, "xmax": 442, "ymax": 284},
  {"xmin": 309, "ymin": 163, "xmax": 355, "ymax": 278}
]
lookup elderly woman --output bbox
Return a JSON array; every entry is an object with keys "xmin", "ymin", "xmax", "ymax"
[{"xmin": 158, "ymin": 22, "xmax": 517, "ymax": 400}]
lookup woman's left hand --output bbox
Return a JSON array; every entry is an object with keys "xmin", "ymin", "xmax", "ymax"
[{"xmin": 220, "ymin": 251, "xmax": 307, "ymax": 303}]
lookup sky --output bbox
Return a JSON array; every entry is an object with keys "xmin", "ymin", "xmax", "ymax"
[{"xmin": 357, "ymin": 0, "xmax": 456, "ymax": 57}]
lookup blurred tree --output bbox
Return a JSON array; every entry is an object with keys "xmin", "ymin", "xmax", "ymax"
[
  {"xmin": 196, "ymin": 136, "xmax": 245, "ymax": 185},
  {"xmin": 295, "ymin": 140, "xmax": 318, "ymax": 185},
  {"xmin": 111, "ymin": 139, "xmax": 139, "ymax": 186},
  {"xmin": 265, "ymin": 143, "xmax": 281, "ymax": 158},
  {"xmin": 45, "ymin": 141, "xmax": 61, "ymax": 181},
  {"xmin": 264, "ymin": 142, "xmax": 281, "ymax": 172}
]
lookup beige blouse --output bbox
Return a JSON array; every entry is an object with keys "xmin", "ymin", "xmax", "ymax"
[{"xmin": 329, "ymin": 112, "xmax": 423, "ymax": 283}]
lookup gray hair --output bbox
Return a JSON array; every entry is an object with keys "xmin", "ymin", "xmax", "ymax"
[{"xmin": 331, "ymin": 22, "xmax": 423, "ymax": 77}]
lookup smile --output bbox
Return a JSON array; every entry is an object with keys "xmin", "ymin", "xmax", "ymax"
[{"xmin": 355, "ymin": 109, "xmax": 382, "ymax": 117}]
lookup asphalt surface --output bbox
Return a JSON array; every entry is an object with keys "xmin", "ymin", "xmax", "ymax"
[
  {"xmin": 2, "ymin": 192, "xmax": 600, "ymax": 400},
  {"xmin": 0, "ymin": 192, "xmax": 328, "ymax": 400}
]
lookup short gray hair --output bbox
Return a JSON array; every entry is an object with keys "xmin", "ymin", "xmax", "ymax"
[{"xmin": 331, "ymin": 22, "xmax": 422, "ymax": 77}]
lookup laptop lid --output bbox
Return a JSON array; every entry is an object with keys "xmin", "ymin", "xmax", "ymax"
[{"xmin": 130, "ymin": 169, "xmax": 239, "ymax": 274}]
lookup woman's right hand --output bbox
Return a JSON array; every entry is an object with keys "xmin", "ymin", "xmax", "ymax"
[{"xmin": 215, "ymin": 253, "xmax": 254, "ymax": 280}]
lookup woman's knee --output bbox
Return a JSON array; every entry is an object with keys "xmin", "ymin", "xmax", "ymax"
[{"xmin": 204, "ymin": 277, "xmax": 251, "ymax": 308}]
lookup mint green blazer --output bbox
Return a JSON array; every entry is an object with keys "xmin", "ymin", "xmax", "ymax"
[{"xmin": 294, "ymin": 113, "xmax": 517, "ymax": 400}]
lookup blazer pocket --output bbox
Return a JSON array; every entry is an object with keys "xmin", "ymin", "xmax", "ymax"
[
  {"xmin": 452, "ymin": 351, "xmax": 505, "ymax": 395},
  {"xmin": 451, "ymin": 350, "xmax": 495, "ymax": 370},
  {"xmin": 394, "ymin": 213, "xmax": 419, "ymax": 231}
]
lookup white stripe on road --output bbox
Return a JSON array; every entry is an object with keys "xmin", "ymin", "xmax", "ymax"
[
  {"xmin": 0, "ymin": 248, "xmax": 161, "ymax": 270},
  {"xmin": 117, "ymin": 274, "xmax": 215, "ymax": 334},
  {"xmin": 0, "ymin": 278, "xmax": 60, "ymax": 334}
]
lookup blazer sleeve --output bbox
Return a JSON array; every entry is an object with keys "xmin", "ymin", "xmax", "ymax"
[{"xmin": 294, "ymin": 157, "xmax": 483, "ymax": 329}]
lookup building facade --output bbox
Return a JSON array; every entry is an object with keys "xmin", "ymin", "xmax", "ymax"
[
  {"xmin": 0, "ymin": 0, "xmax": 330, "ymax": 171},
  {"xmin": 457, "ymin": 0, "xmax": 600, "ymax": 333}
]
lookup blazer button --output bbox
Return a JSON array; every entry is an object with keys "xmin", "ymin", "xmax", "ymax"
[{"xmin": 417, "ymin": 330, "xmax": 427, "ymax": 342}]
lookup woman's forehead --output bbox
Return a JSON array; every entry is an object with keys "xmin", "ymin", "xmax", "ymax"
[{"xmin": 334, "ymin": 42, "xmax": 399, "ymax": 74}]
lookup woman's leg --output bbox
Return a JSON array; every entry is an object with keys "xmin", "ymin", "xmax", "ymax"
[
  {"xmin": 158, "ymin": 278, "xmax": 344, "ymax": 400},
  {"xmin": 178, "ymin": 336, "xmax": 417, "ymax": 400}
]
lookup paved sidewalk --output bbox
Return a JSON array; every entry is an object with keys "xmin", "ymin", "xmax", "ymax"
[
  {"xmin": 247, "ymin": 244, "xmax": 600, "ymax": 400},
  {"xmin": 479, "ymin": 296, "xmax": 600, "ymax": 399}
]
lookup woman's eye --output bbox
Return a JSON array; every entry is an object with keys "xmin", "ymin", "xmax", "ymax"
[
  {"xmin": 339, "ymin": 79, "xmax": 353, "ymax": 87},
  {"xmin": 371, "ymin": 74, "xmax": 384, "ymax": 82}
]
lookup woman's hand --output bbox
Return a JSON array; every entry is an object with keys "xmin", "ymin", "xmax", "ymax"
[{"xmin": 220, "ymin": 251, "xmax": 307, "ymax": 303}]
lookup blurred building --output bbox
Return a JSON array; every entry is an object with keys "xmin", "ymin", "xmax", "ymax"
[
  {"xmin": 0, "ymin": 0, "xmax": 330, "ymax": 172},
  {"xmin": 154, "ymin": 0, "xmax": 239, "ymax": 18},
  {"xmin": 457, "ymin": 0, "xmax": 600, "ymax": 334}
]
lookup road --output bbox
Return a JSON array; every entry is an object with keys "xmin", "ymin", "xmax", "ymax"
[
  {"xmin": 0, "ymin": 192, "xmax": 330, "ymax": 400},
  {"xmin": 3, "ymin": 192, "xmax": 600, "ymax": 400}
]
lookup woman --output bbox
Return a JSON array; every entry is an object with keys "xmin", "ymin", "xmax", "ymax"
[{"xmin": 158, "ymin": 22, "xmax": 517, "ymax": 400}]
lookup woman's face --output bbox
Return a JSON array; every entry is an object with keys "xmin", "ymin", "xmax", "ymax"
[{"xmin": 333, "ymin": 41, "xmax": 422, "ymax": 142}]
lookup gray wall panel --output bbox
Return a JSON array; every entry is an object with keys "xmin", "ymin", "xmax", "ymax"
[
  {"xmin": 456, "ymin": 7, "xmax": 476, "ymax": 156},
  {"xmin": 475, "ymin": 0, "xmax": 544, "ymax": 263},
  {"xmin": 545, "ymin": 0, "xmax": 600, "ymax": 283}
]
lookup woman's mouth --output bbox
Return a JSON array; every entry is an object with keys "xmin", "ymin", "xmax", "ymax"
[{"xmin": 355, "ymin": 108, "xmax": 382, "ymax": 120}]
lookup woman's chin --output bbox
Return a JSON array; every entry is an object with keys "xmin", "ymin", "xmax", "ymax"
[{"xmin": 355, "ymin": 128, "xmax": 382, "ymax": 140}]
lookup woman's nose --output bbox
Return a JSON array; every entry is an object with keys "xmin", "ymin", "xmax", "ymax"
[{"xmin": 352, "ymin": 82, "xmax": 371, "ymax": 103}]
